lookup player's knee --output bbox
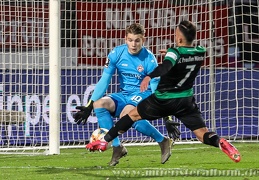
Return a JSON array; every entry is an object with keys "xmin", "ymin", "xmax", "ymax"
[
  {"xmin": 94, "ymin": 99, "xmax": 107, "ymax": 107},
  {"xmin": 94, "ymin": 98, "xmax": 114, "ymax": 110},
  {"xmin": 128, "ymin": 109, "xmax": 141, "ymax": 121}
]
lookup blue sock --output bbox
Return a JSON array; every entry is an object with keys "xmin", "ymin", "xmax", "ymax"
[
  {"xmin": 94, "ymin": 108, "xmax": 120, "ymax": 147},
  {"xmin": 132, "ymin": 120, "xmax": 164, "ymax": 143}
]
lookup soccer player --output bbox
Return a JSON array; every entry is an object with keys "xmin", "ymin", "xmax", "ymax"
[
  {"xmin": 86, "ymin": 20, "xmax": 241, "ymax": 163},
  {"xmin": 74, "ymin": 23, "xmax": 180, "ymax": 166}
]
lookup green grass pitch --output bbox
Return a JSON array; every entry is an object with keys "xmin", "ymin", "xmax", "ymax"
[{"xmin": 0, "ymin": 143, "xmax": 258, "ymax": 180}]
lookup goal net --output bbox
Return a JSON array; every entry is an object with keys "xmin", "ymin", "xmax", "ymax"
[{"xmin": 0, "ymin": 0, "xmax": 258, "ymax": 153}]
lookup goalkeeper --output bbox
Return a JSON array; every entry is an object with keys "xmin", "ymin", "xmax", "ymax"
[{"xmin": 74, "ymin": 23, "xmax": 180, "ymax": 166}]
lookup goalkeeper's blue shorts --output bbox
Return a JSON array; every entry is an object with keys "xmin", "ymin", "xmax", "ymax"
[{"xmin": 108, "ymin": 90, "xmax": 151, "ymax": 118}]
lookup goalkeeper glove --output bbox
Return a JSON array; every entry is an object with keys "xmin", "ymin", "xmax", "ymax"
[
  {"xmin": 164, "ymin": 116, "xmax": 181, "ymax": 140},
  {"xmin": 74, "ymin": 100, "xmax": 94, "ymax": 125}
]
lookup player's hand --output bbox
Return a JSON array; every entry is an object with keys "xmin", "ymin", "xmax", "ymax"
[
  {"xmin": 140, "ymin": 76, "xmax": 151, "ymax": 92},
  {"xmin": 164, "ymin": 116, "xmax": 181, "ymax": 140},
  {"xmin": 74, "ymin": 100, "xmax": 94, "ymax": 125},
  {"xmin": 159, "ymin": 49, "xmax": 167, "ymax": 56}
]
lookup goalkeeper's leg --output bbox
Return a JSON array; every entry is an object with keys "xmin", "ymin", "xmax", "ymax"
[
  {"xmin": 132, "ymin": 120, "xmax": 164, "ymax": 143},
  {"xmin": 94, "ymin": 108, "xmax": 121, "ymax": 147},
  {"xmin": 122, "ymin": 102, "xmax": 172, "ymax": 164},
  {"xmin": 94, "ymin": 107, "xmax": 128, "ymax": 166},
  {"xmin": 132, "ymin": 120, "xmax": 172, "ymax": 164}
]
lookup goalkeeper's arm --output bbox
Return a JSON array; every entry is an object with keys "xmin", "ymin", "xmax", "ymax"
[
  {"xmin": 90, "ymin": 72, "xmax": 112, "ymax": 101},
  {"xmin": 74, "ymin": 72, "xmax": 112, "ymax": 125}
]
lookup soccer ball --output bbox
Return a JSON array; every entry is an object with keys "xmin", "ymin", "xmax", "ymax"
[{"xmin": 90, "ymin": 128, "xmax": 109, "ymax": 143}]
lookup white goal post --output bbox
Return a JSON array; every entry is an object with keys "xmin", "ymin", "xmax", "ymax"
[{"xmin": 0, "ymin": 0, "xmax": 258, "ymax": 154}]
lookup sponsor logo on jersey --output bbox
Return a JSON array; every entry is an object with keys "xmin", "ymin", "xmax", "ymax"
[
  {"xmin": 104, "ymin": 58, "xmax": 110, "ymax": 67},
  {"xmin": 122, "ymin": 63, "xmax": 128, "ymax": 67},
  {"xmin": 121, "ymin": 72, "xmax": 142, "ymax": 79},
  {"xmin": 178, "ymin": 56, "xmax": 204, "ymax": 63},
  {"xmin": 137, "ymin": 65, "xmax": 144, "ymax": 72}
]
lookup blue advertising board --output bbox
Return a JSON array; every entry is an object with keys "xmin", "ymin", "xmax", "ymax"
[{"xmin": 0, "ymin": 69, "xmax": 258, "ymax": 146}]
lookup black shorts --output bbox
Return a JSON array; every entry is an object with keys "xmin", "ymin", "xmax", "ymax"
[{"xmin": 137, "ymin": 94, "xmax": 206, "ymax": 131}]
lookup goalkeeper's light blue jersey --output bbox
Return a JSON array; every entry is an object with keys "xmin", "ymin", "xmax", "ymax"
[{"xmin": 91, "ymin": 44, "xmax": 159, "ymax": 101}]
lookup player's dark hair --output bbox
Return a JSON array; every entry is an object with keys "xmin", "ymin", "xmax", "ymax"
[
  {"xmin": 178, "ymin": 20, "xmax": 196, "ymax": 44},
  {"xmin": 126, "ymin": 23, "xmax": 145, "ymax": 36}
]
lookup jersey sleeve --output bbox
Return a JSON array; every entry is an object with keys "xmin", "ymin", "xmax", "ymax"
[
  {"xmin": 146, "ymin": 53, "xmax": 159, "ymax": 92},
  {"xmin": 103, "ymin": 48, "xmax": 118, "ymax": 75},
  {"xmin": 148, "ymin": 60, "xmax": 173, "ymax": 78},
  {"xmin": 164, "ymin": 48, "xmax": 180, "ymax": 66},
  {"xmin": 146, "ymin": 53, "xmax": 158, "ymax": 74},
  {"xmin": 150, "ymin": 77, "xmax": 160, "ymax": 93},
  {"xmin": 90, "ymin": 71, "xmax": 112, "ymax": 101},
  {"xmin": 90, "ymin": 48, "xmax": 119, "ymax": 101}
]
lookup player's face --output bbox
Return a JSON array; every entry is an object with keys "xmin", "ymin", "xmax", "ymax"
[{"xmin": 125, "ymin": 33, "xmax": 145, "ymax": 55}]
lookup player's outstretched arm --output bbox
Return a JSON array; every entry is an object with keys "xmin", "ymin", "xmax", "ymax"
[{"xmin": 74, "ymin": 72, "xmax": 112, "ymax": 125}]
